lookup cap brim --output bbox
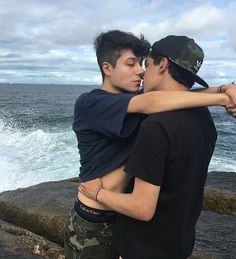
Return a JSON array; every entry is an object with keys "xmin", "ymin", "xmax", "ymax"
[
  {"xmin": 172, "ymin": 61, "xmax": 209, "ymax": 88},
  {"xmin": 192, "ymin": 73, "xmax": 209, "ymax": 88}
]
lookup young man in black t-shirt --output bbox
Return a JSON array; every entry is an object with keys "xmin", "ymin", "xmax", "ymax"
[
  {"xmin": 79, "ymin": 36, "xmax": 225, "ymax": 258},
  {"xmin": 65, "ymin": 30, "xmax": 236, "ymax": 259}
]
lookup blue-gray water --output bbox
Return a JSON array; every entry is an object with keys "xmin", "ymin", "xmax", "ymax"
[{"xmin": 0, "ymin": 83, "xmax": 235, "ymax": 193}]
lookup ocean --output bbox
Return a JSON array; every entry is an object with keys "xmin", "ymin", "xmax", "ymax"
[{"xmin": 0, "ymin": 83, "xmax": 235, "ymax": 193}]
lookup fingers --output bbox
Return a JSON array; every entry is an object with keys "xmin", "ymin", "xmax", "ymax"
[
  {"xmin": 77, "ymin": 178, "xmax": 103, "ymax": 201},
  {"xmin": 225, "ymin": 88, "xmax": 236, "ymax": 105},
  {"xmin": 226, "ymin": 104, "xmax": 236, "ymax": 109},
  {"xmin": 225, "ymin": 107, "xmax": 236, "ymax": 117},
  {"xmin": 79, "ymin": 184, "xmax": 94, "ymax": 199},
  {"xmin": 78, "ymin": 184, "xmax": 83, "ymax": 194},
  {"xmin": 79, "ymin": 183, "xmax": 88, "ymax": 193}
]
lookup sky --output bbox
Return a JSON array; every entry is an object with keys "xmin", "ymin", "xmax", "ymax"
[{"xmin": 0, "ymin": 0, "xmax": 236, "ymax": 86}]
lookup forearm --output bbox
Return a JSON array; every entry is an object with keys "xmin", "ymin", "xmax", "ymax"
[
  {"xmin": 194, "ymin": 84, "xmax": 235, "ymax": 94},
  {"xmin": 192, "ymin": 86, "xmax": 218, "ymax": 93},
  {"xmin": 138, "ymin": 91, "xmax": 227, "ymax": 114},
  {"xmin": 97, "ymin": 188, "xmax": 149, "ymax": 221},
  {"xmin": 79, "ymin": 178, "xmax": 160, "ymax": 221},
  {"xmin": 97, "ymin": 189, "xmax": 150, "ymax": 221}
]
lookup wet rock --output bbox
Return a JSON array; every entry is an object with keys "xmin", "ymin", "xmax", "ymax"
[
  {"xmin": 206, "ymin": 171, "xmax": 236, "ymax": 192},
  {"xmin": 0, "ymin": 179, "xmax": 79, "ymax": 245},
  {"xmin": 194, "ymin": 211, "xmax": 236, "ymax": 259},
  {"xmin": 203, "ymin": 187, "xmax": 236, "ymax": 216},
  {"xmin": 191, "ymin": 251, "xmax": 221, "ymax": 259},
  {"xmin": 0, "ymin": 173, "xmax": 235, "ymax": 258},
  {"xmin": 203, "ymin": 172, "xmax": 236, "ymax": 216},
  {"xmin": 0, "ymin": 219, "xmax": 64, "ymax": 259}
]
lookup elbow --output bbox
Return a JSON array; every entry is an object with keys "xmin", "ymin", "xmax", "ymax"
[
  {"xmin": 136, "ymin": 209, "xmax": 155, "ymax": 222},
  {"xmin": 131, "ymin": 197, "xmax": 157, "ymax": 221}
]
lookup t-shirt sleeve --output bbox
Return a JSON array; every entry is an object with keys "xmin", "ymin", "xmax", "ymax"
[
  {"xmin": 124, "ymin": 120, "xmax": 169, "ymax": 186},
  {"xmin": 84, "ymin": 91, "xmax": 141, "ymax": 138}
]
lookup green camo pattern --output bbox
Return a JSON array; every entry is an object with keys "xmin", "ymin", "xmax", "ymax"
[
  {"xmin": 173, "ymin": 40, "xmax": 204, "ymax": 73},
  {"xmin": 64, "ymin": 207, "xmax": 114, "ymax": 259}
]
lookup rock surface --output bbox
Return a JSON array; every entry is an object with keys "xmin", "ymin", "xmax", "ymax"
[
  {"xmin": 195, "ymin": 211, "xmax": 236, "ymax": 258},
  {"xmin": 0, "ymin": 219, "xmax": 64, "ymax": 259},
  {"xmin": 0, "ymin": 179, "xmax": 78, "ymax": 246},
  {"xmin": 203, "ymin": 171, "xmax": 236, "ymax": 216},
  {"xmin": 206, "ymin": 171, "xmax": 236, "ymax": 192},
  {"xmin": 0, "ymin": 172, "xmax": 235, "ymax": 258}
]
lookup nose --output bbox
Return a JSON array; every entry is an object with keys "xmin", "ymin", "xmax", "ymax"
[{"xmin": 137, "ymin": 64, "xmax": 145, "ymax": 77}]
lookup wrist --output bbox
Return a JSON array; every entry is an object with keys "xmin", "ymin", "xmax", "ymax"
[
  {"xmin": 220, "ymin": 93, "xmax": 229, "ymax": 106},
  {"xmin": 94, "ymin": 186, "xmax": 104, "ymax": 202},
  {"xmin": 217, "ymin": 85, "xmax": 224, "ymax": 93},
  {"xmin": 219, "ymin": 82, "xmax": 235, "ymax": 93}
]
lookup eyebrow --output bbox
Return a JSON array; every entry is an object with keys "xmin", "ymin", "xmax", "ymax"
[
  {"xmin": 126, "ymin": 57, "xmax": 139, "ymax": 62},
  {"xmin": 126, "ymin": 56, "xmax": 143, "ymax": 62}
]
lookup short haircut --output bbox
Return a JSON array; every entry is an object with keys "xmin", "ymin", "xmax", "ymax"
[
  {"xmin": 149, "ymin": 51, "xmax": 195, "ymax": 89},
  {"xmin": 94, "ymin": 30, "xmax": 150, "ymax": 80}
]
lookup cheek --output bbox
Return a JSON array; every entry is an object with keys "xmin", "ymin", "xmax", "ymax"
[
  {"xmin": 144, "ymin": 70, "xmax": 153, "ymax": 85},
  {"xmin": 111, "ymin": 70, "xmax": 132, "ymax": 89},
  {"xmin": 114, "ymin": 67, "xmax": 129, "ymax": 80},
  {"xmin": 144, "ymin": 71, "xmax": 158, "ymax": 91},
  {"xmin": 143, "ymin": 75, "xmax": 149, "ymax": 86}
]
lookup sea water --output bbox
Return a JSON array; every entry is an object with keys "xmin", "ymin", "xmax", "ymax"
[{"xmin": 0, "ymin": 83, "xmax": 235, "ymax": 193}]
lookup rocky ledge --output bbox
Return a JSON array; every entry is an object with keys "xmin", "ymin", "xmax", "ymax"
[{"xmin": 0, "ymin": 171, "xmax": 235, "ymax": 258}]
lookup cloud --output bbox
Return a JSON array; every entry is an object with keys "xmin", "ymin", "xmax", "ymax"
[{"xmin": 0, "ymin": 0, "xmax": 235, "ymax": 84}]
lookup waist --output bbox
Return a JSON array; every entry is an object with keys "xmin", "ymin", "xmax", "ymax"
[
  {"xmin": 74, "ymin": 199, "xmax": 117, "ymax": 223},
  {"xmin": 78, "ymin": 191, "xmax": 112, "ymax": 210},
  {"xmin": 78, "ymin": 166, "xmax": 130, "ymax": 209}
]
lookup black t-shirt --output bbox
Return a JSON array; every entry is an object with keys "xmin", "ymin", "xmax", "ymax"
[
  {"xmin": 113, "ymin": 108, "xmax": 217, "ymax": 259},
  {"xmin": 73, "ymin": 89, "xmax": 142, "ymax": 182}
]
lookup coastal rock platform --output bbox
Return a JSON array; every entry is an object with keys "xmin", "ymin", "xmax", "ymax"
[
  {"xmin": 0, "ymin": 219, "xmax": 63, "ymax": 259},
  {"xmin": 0, "ymin": 172, "xmax": 235, "ymax": 258}
]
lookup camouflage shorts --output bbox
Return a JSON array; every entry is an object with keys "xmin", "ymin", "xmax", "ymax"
[{"xmin": 64, "ymin": 207, "xmax": 116, "ymax": 259}]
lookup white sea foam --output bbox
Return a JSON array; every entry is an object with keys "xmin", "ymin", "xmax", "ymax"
[
  {"xmin": 209, "ymin": 156, "xmax": 236, "ymax": 172},
  {"xmin": 0, "ymin": 113, "xmax": 235, "ymax": 193},
  {"xmin": 0, "ymin": 117, "xmax": 79, "ymax": 193}
]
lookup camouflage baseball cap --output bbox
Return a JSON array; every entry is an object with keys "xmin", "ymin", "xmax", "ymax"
[{"xmin": 151, "ymin": 35, "xmax": 209, "ymax": 87}]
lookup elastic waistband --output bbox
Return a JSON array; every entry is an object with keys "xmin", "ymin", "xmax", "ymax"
[{"xmin": 74, "ymin": 199, "xmax": 117, "ymax": 223}]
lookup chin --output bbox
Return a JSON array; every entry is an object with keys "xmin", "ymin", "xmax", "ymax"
[{"xmin": 128, "ymin": 86, "xmax": 140, "ymax": 93}]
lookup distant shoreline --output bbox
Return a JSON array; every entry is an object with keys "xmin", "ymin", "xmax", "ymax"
[{"xmin": 0, "ymin": 82, "xmax": 97, "ymax": 87}]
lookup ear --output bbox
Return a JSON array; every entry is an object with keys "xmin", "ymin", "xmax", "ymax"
[
  {"xmin": 159, "ymin": 58, "xmax": 169, "ymax": 73},
  {"xmin": 102, "ymin": 62, "xmax": 113, "ymax": 76}
]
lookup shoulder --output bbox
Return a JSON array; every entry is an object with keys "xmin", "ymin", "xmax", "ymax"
[
  {"xmin": 79, "ymin": 89, "xmax": 135, "ymax": 104},
  {"xmin": 141, "ymin": 110, "xmax": 180, "ymax": 126},
  {"xmin": 141, "ymin": 107, "xmax": 213, "ymax": 132},
  {"xmin": 145, "ymin": 107, "xmax": 211, "ymax": 121},
  {"xmin": 74, "ymin": 89, "xmax": 104, "ymax": 107},
  {"xmin": 138, "ymin": 116, "xmax": 167, "ymax": 137},
  {"xmin": 77, "ymin": 89, "xmax": 103, "ymax": 101}
]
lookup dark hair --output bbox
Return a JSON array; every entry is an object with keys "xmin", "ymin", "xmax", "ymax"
[
  {"xmin": 94, "ymin": 30, "xmax": 150, "ymax": 80},
  {"xmin": 149, "ymin": 51, "xmax": 195, "ymax": 89}
]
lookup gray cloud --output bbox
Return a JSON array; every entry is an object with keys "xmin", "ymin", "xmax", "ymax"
[{"xmin": 0, "ymin": 0, "xmax": 235, "ymax": 84}]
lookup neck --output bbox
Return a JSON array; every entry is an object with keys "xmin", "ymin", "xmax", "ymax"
[
  {"xmin": 102, "ymin": 78, "xmax": 121, "ymax": 93},
  {"xmin": 157, "ymin": 75, "xmax": 188, "ymax": 91}
]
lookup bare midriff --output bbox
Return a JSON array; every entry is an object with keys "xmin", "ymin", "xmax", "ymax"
[{"xmin": 78, "ymin": 164, "xmax": 129, "ymax": 210}]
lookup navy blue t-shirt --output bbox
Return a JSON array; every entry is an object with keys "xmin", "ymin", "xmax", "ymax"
[{"xmin": 73, "ymin": 89, "xmax": 142, "ymax": 182}]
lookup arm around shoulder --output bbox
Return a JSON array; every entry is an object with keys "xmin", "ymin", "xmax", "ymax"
[{"xmin": 127, "ymin": 91, "xmax": 228, "ymax": 114}]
